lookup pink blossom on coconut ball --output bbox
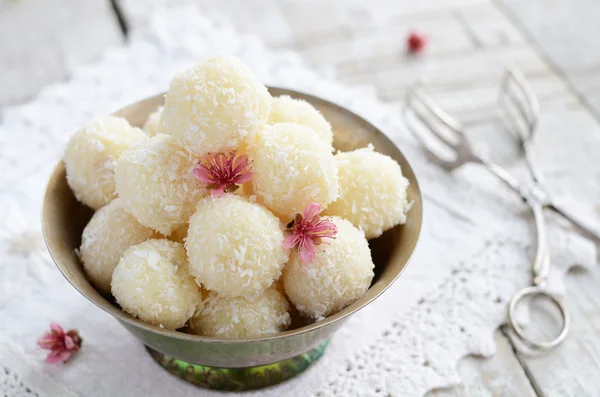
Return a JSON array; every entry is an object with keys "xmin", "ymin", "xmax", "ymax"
[
  {"xmin": 115, "ymin": 134, "xmax": 207, "ymax": 235},
  {"xmin": 283, "ymin": 217, "xmax": 374, "ymax": 319}
]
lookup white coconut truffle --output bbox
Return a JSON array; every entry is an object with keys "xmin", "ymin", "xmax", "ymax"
[
  {"xmin": 186, "ymin": 194, "xmax": 289, "ymax": 298},
  {"xmin": 111, "ymin": 239, "xmax": 202, "ymax": 330},
  {"xmin": 160, "ymin": 55, "xmax": 272, "ymax": 155},
  {"xmin": 143, "ymin": 107, "xmax": 163, "ymax": 137},
  {"xmin": 283, "ymin": 217, "xmax": 374, "ymax": 319},
  {"xmin": 324, "ymin": 146, "xmax": 410, "ymax": 239},
  {"xmin": 268, "ymin": 96, "xmax": 333, "ymax": 148},
  {"xmin": 188, "ymin": 288, "xmax": 291, "ymax": 338},
  {"xmin": 115, "ymin": 134, "xmax": 207, "ymax": 235},
  {"xmin": 79, "ymin": 198, "xmax": 155, "ymax": 295},
  {"xmin": 64, "ymin": 116, "xmax": 146, "ymax": 209},
  {"xmin": 248, "ymin": 123, "xmax": 338, "ymax": 221}
]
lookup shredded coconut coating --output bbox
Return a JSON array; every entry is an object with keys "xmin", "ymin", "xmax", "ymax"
[
  {"xmin": 143, "ymin": 107, "xmax": 163, "ymax": 137},
  {"xmin": 80, "ymin": 198, "xmax": 156, "ymax": 295},
  {"xmin": 283, "ymin": 217, "xmax": 374, "ymax": 319},
  {"xmin": 64, "ymin": 116, "xmax": 146, "ymax": 210},
  {"xmin": 160, "ymin": 55, "xmax": 272, "ymax": 155},
  {"xmin": 186, "ymin": 194, "xmax": 289, "ymax": 298},
  {"xmin": 324, "ymin": 146, "xmax": 410, "ymax": 239},
  {"xmin": 268, "ymin": 96, "xmax": 333, "ymax": 148},
  {"xmin": 115, "ymin": 134, "xmax": 207, "ymax": 235},
  {"xmin": 111, "ymin": 239, "xmax": 203, "ymax": 330},
  {"xmin": 188, "ymin": 288, "xmax": 291, "ymax": 338},
  {"xmin": 248, "ymin": 123, "xmax": 338, "ymax": 221}
]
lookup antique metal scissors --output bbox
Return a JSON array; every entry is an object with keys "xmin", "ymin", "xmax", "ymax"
[{"xmin": 403, "ymin": 67, "xmax": 600, "ymax": 352}]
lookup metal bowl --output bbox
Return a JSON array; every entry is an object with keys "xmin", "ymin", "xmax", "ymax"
[{"xmin": 42, "ymin": 88, "xmax": 422, "ymax": 371}]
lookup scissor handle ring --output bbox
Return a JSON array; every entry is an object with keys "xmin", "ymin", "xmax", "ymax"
[{"xmin": 508, "ymin": 286, "xmax": 569, "ymax": 352}]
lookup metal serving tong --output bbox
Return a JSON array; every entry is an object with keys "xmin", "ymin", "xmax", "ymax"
[{"xmin": 404, "ymin": 67, "xmax": 600, "ymax": 352}]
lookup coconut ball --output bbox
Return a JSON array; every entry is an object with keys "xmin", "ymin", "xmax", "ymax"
[
  {"xmin": 248, "ymin": 123, "xmax": 338, "ymax": 221},
  {"xmin": 64, "ymin": 116, "xmax": 146, "ymax": 209},
  {"xmin": 324, "ymin": 146, "xmax": 410, "ymax": 239},
  {"xmin": 115, "ymin": 134, "xmax": 207, "ymax": 235},
  {"xmin": 283, "ymin": 217, "xmax": 374, "ymax": 319},
  {"xmin": 186, "ymin": 194, "xmax": 289, "ymax": 298},
  {"xmin": 160, "ymin": 55, "xmax": 272, "ymax": 155},
  {"xmin": 188, "ymin": 288, "xmax": 290, "ymax": 338},
  {"xmin": 79, "ymin": 198, "xmax": 155, "ymax": 295},
  {"xmin": 143, "ymin": 107, "xmax": 163, "ymax": 137},
  {"xmin": 111, "ymin": 239, "xmax": 202, "ymax": 330},
  {"xmin": 268, "ymin": 95, "xmax": 333, "ymax": 148}
]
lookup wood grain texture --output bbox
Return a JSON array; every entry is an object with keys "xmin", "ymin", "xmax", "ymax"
[
  {"xmin": 512, "ymin": 265, "xmax": 600, "ymax": 396},
  {"xmin": 427, "ymin": 331, "xmax": 537, "ymax": 397},
  {"xmin": 0, "ymin": 0, "xmax": 122, "ymax": 109},
  {"xmin": 497, "ymin": 0, "xmax": 600, "ymax": 119}
]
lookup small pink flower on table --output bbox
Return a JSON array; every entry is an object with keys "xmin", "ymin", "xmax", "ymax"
[
  {"xmin": 193, "ymin": 151, "xmax": 253, "ymax": 198},
  {"xmin": 284, "ymin": 202, "xmax": 338, "ymax": 263},
  {"xmin": 37, "ymin": 323, "xmax": 82, "ymax": 364},
  {"xmin": 406, "ymin": 31, "xmax": 428, "ymax": 54}
]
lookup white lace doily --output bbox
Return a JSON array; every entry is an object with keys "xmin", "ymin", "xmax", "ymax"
[{"xmin": 0, "ymin": 6, "xmax": 597, "ymax": 397}]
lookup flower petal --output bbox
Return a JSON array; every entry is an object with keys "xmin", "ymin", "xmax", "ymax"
[
  {"xmin": 231, "ymin": 154, "xmax": 250, "ymax": 174},
  {"xmin": 235, "ymin": 171, "xmax": 253, "ymax": 184},
  {"xmin": 193, "ymin": 165, "xmax": 215, "ymax": 184},
  {"xmin": 46, "ymin": 349, "xmax": 71, "ymax": 364},
  {"xmin": 210, "ymin": 189, "xmax": 225, "ymax": 198},
  {"xmin": 299, "ymin": 244, "xmax": 316, "ymax": 263},
  {"xmin": 303, "ymin": 202, "xmax": 322, "ymax": 222},
  {"xmin": 64, "ymin": 335, "xmax": 75, "ymax": 350},
  {"xmin": 283, "ymin": 233, "xmax": 301, "ymax": 250},
  {"xmin": 50, "ymin": 323, "xmax": 64, "ymax": 335},
  {"xmin": 37, "ymin": 334, "xmax": 59, "ymax": 349},
  {"xmin": 298, "ymin": 237, "xmax": 317, "ymax": 263}
]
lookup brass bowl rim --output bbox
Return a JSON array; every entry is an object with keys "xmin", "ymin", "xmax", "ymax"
[{"xmin": 42, "ymin": 87, "xmax": 423, "ymax": 344}]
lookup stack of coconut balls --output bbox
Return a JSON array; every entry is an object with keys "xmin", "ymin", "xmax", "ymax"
[{"xmin": 65, "ymin": 55, "xmax": 411, "ymax": 339}]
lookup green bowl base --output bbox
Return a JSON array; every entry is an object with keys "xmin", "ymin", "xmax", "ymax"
[{"xmin": 145, "ymin": 340, "xmax": 329, "ymax": 391}]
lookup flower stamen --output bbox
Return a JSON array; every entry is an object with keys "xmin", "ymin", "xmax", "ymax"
[
  {"xmin": 193, "ymin": 151, "xmax": 253, "ymax": 198},
  {"xmin": 283, "ymin": 202, "xmax": 337, "ymax": 263}
]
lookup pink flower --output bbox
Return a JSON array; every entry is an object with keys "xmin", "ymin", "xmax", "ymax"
[
  {"xmin": 407, "ymin": 31, "xmax": 427, "ymax": 54},
  {"xmin": 283, "ymin": 203, "xmax": 338, "ymax": 263},
  {"xmin": 193, "ymin": 151, "xmax": 253, "ymax": 198},
  {"xmin": 37, "ymin": 323, "xmax": 82, "ymax": 364}
]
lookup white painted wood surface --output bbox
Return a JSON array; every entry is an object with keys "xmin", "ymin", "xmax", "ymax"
[
  {"xmin": 0, "ymin": 0, "xmax": 122, "ymax": 108},
  {"xmin": 2, "ymin": 0, "xmax": 600, "ymax": 395},
  {"xmin": 427, "ymin": 331, "xmax": 537, "ymax": 397}
]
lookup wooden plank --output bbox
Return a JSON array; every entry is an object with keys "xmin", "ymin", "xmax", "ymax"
[
  {"xmin": 511, "ymin": 265, "xmax": 600, "ymax": 396},
  {"xmin": 497, "ymin": 0, "xmax": 600, "ymax": 118},
  {"xmin": 296, "ymin": 12, "xmax": 474, "ymax": 69},
  {"xmin": 426, "ymin": 330, "xmax": 537, "ymax": 397},
  {"xmin": 455, "ymin": 4, "xmax": 524, "ymax": 48},
  {"xmin": 498, "ymin": 0, "xmax": 600, "ymax": 73},
  {"xmin": 0, "ymin": 0, "xmax": 123, "ymax": 109},
  {"xmin": 338, "ymin": 45, "xmax": 551, "ymax": 103}
]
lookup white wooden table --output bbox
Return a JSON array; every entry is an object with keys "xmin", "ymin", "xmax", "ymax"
[{"xmin": 2, "ymin": 0, "xmax": 599, "ymax": 395}]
